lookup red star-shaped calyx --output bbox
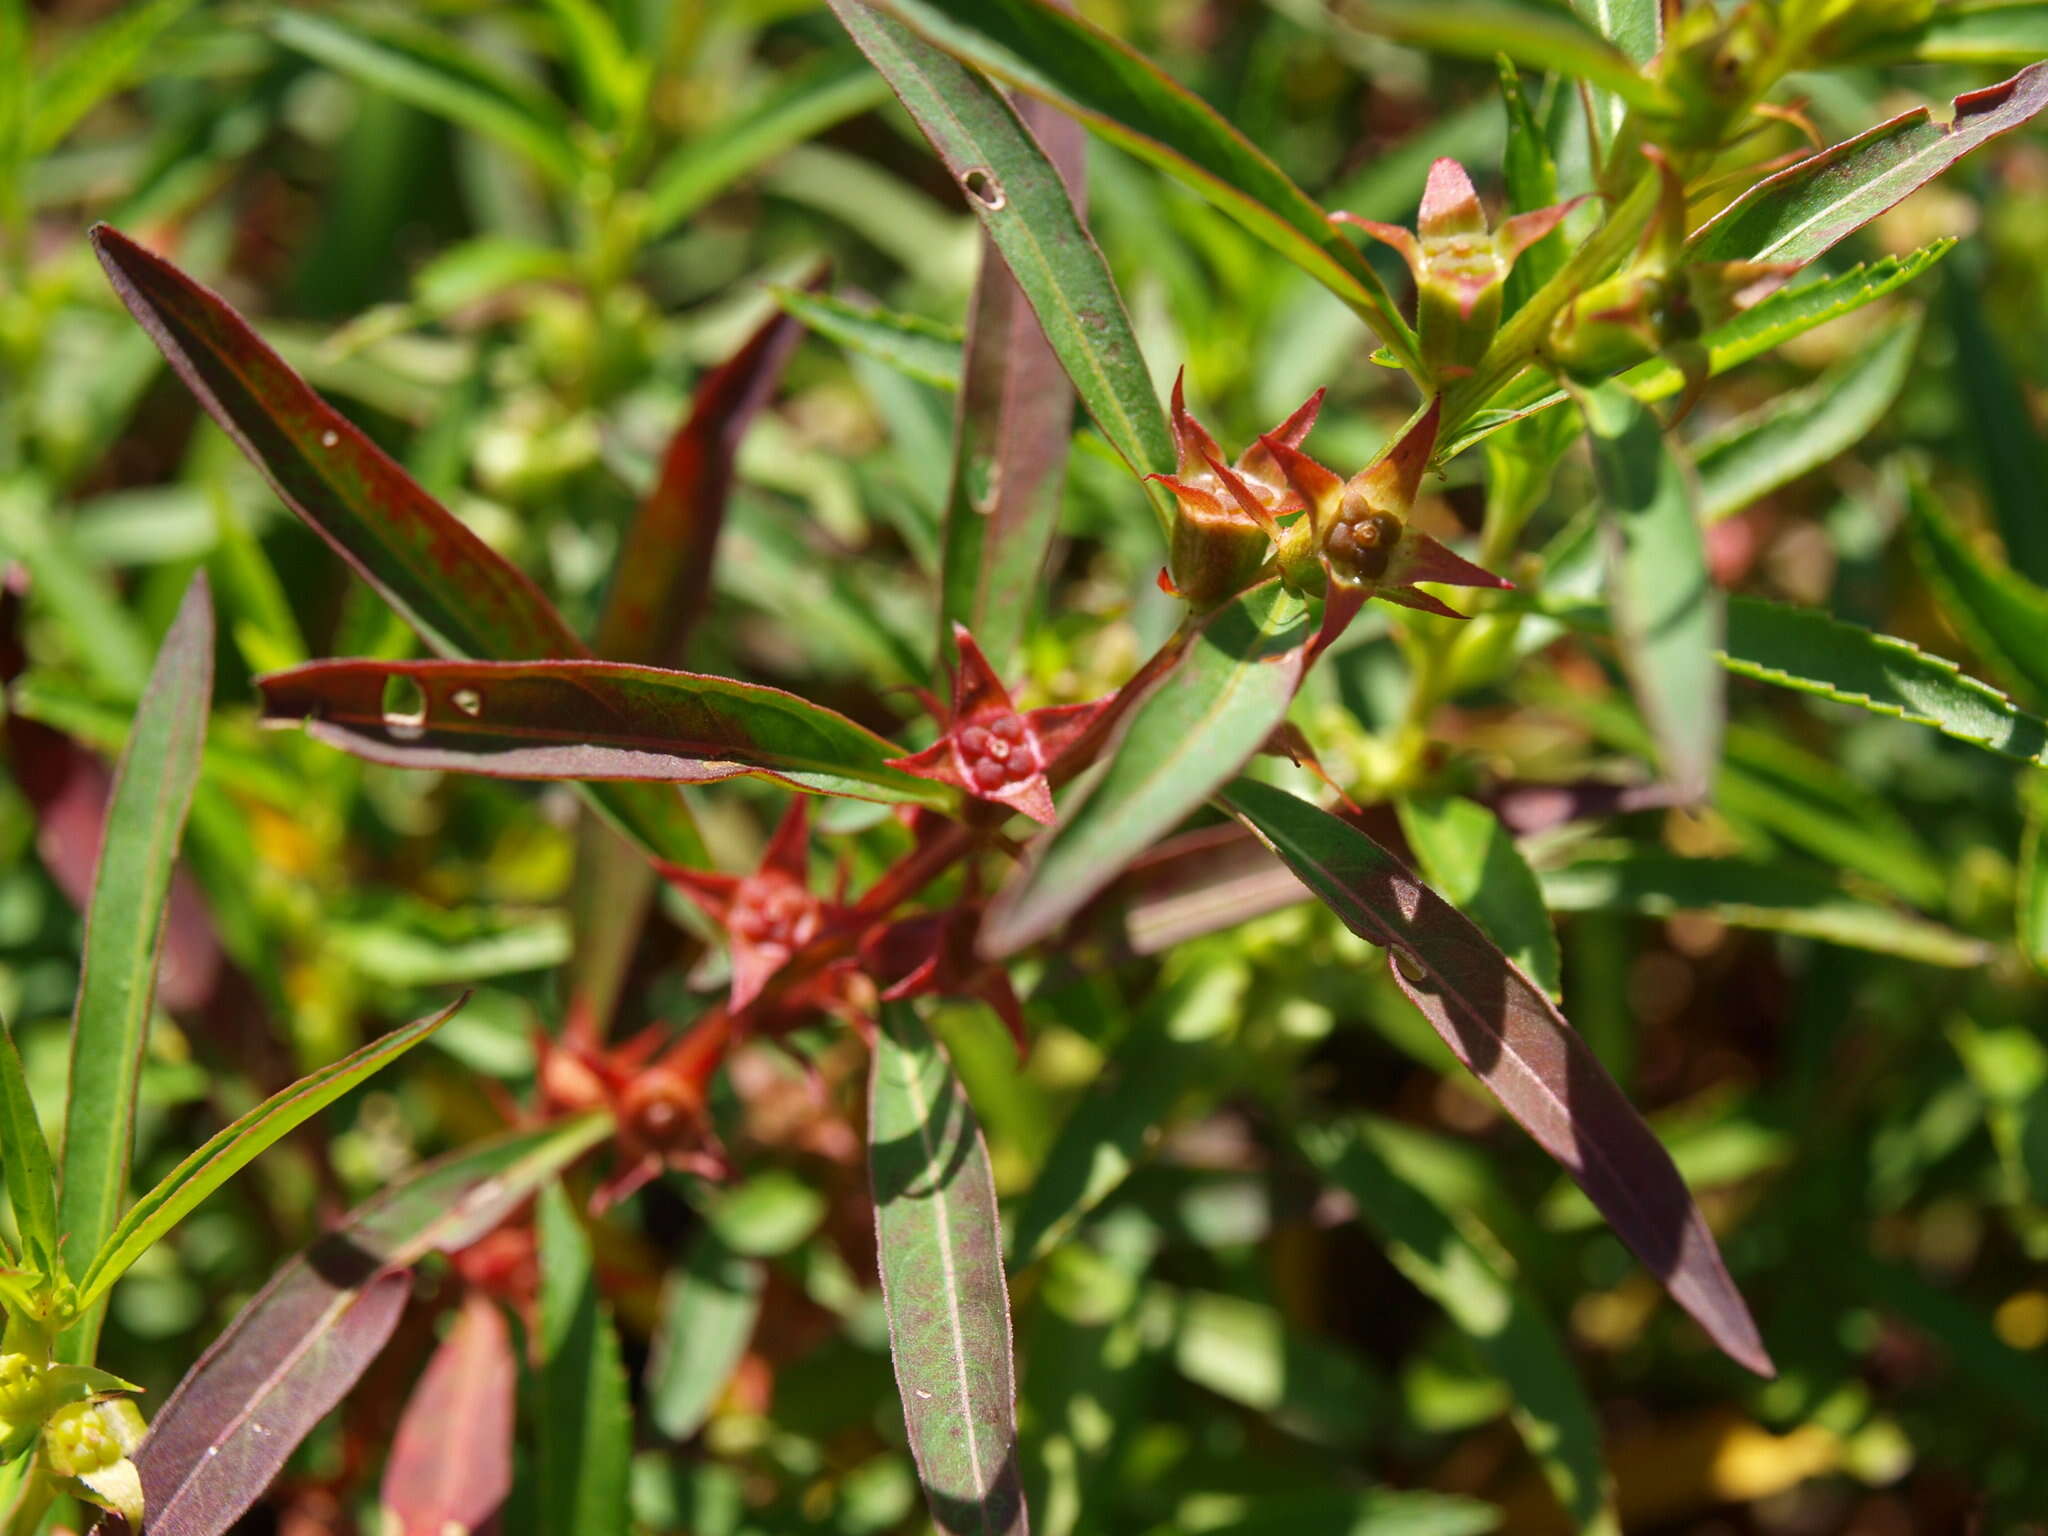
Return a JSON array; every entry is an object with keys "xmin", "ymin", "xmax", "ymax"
[
  {"xmin": 656, "ymin": 797, "xmax": 850, "ymax": 1015},
  {"xmin": 886, "ymin": 625, "xmax": 1107, "ymax": 825}
]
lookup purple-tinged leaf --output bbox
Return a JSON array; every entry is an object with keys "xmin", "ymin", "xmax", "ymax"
[
  {"xmin": 255, "ymin": 658, "xmax": 953, "ymax": 807},
  {"xmin": 75, "ymin": 999, "xmax": 464, "ymax": 1309},
  {"xmin": 59, "ymin": 573, "xmax": 212, "ymax": 1363},
  {"xmin": 380, "ymin": 1293, "xmax": 516, "ymax": 1536},
  {"xmin": 88, "ymin": 225, "xmax": 708, "ymax": 869},
  {"xmin": 870, "ymin": 1002, "xmax": 1028, "ymax": 1536},
  {"xmin": 1689, "ymin": 64, "xmax": 2048, "ymax": 266},
  {"xmin": 933, "ymin": 84, "xmax": 1087, "ymax": 674},
  {"xmin": 90, "ymin": 226, "xmax": 580, "ymax": 664},
  {"xmin": 981, "ymin": 582, "xmax": 1313, "ymax": 957},
  {"xmin": 832, "ymin": 0, "xmax": 1173, "ymax": 512},
  {"xmin": 1217, "ymin": 778, "xmax": 1774, "ymax": 1379},
  {"xmin": 595, "ymin": 288, "xmax": 812, "ymax": 669},
  {"xmin": 125, "ymin": 1116, "xmax": 608, "ymax": 1536}
]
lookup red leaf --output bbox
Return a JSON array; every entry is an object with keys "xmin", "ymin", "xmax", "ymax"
[{"xmin": 380, "ymin": 1294, "xmax": 517, "ymax": 1536}]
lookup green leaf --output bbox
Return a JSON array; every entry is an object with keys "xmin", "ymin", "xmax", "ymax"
[
  {"xmin": 933, "ymin": 91, "xmax": 1090, "ymax": 670},
  {"xmin": 1574, "ymin": 377, "xmax": 1723, "ymax": 802},
  {"xmin": 1301, "ymin": 1117, "xmax": 1617, "ymax": 1535},
  {"xmin": 869, "ymin": 1001, "xmax": 1027, "ymax": 1536},
  {"xmin": 1166, "ymin": 1285, "xmax": 1384, "ymax": 1447},
  {"xmin": 832, "ymin": 1, "xmax": 1172, "ymax": 500},
  {"xmin": 1006, "ymin": 960, "xmax": 1247, "ymax": 1266},
  {"xmin": 26, "ymin": 0, "xmax": 198, "ymax": 155},
  {"xmin": 2020, "ymin": 769, "xmax": 2048, "ymax": 971},
  {"xmin": 1499, "ymin": 61, "xmax": 1567, "ymax": 313},
  {"xmin": 1568, "ymin": 0, "xmax": 1659, "ymax": 153},
  {"xmin": 1537, "ymin": 852, "xmax": 1988, "ymax": 967},
  {"xmin": 982, "ymin": 582, "xmax": 1314, "ymax": 956},
  {"xmin": 1163, "ymin": 1489, "xmax": 1500, "ymax": 1536},
  {"xmin": 74, "ymin": 997, "xmax": 462, "ymax": 1311},
  {"xmin": 92, "ymin": 224, "xmax": 711, "ymax": 868},
  {"xmin": 862, "ymin": 0, "xmax": 1421, "ymax": 375},
  {"xmin": 770, "ymin": 286, "xmax": 963, "ymax": 391},
  {"xmin": 255, "ymin": 657, "xmax": 951, "ymax": 807},
  {"xmin": 1217, "ymin": 778, "xmax": 1774, "ymax": 1377},
  {"xmin": 648, "ymin": 1233, "xmax": 764, "ymax": 1442},
  {"xmin": 270, "ymin": 11, "xmax": 582, "ymax": 186},
  {"xmin": 57, "ymin": 573, "xmax": 212, "ymax": 1355},
  {"xmin": 1854, "ymin": 1256, "xmax": 2048, "ymax": 1439},
  {"xmin": 0, "ymin": 476, "xmax": 153, "ymax": 695},
  {"xmin": 537, "ymin": 1184, "xmax": 633, "ymax": 1536},
  {"xmin": 1906, "ymin": 475, "xmax": 2048, "ymax": 704},
  {"xmin": 1445, "ymin": 244, "xmax": 1954, "ymax": 460},
  {"xmin": 1941, "ymin": 255, "xmax": 2048, "ymax": 584},
  {"xmin": 1850, "ymin": 2, "xmax": 2048, "ymax": 65},
  {"xmin": 645, "ymin": 52, "xmax": 890, "ymax": 235},
  {"xmin": 534, "ymin": 0, "xmax": 639, "ymax": 128},
  {"xmin": 1694, "ymin": 310, "xmax": 1921, "ymax": 523},
  {"xmin": 1720, "ymin": 595, "xmax": 2048, "ymax": 764},
  {"xmin": 1397, "ymin": 795, "xmax": 1562, "ymax": 1000},
  {"xmin": 1690, "ymin": 64, "xmax": 2048, "ymax": 265},
  {"xmin": 1336, "ymin": 0, "xmax": 1666, "ymax": 114},
  {"xmin": 0, "ymin": 1019, "xmax": 59, "ymax": 1277}
]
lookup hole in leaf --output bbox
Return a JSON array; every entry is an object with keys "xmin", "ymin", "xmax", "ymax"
[
  {"xmin": 381, "ymin": 674, "xmax": 427, "ymax": 740},
  {"xmin": 450, "ymin": 687, "xmax": 483, "ymax": 717},
  {"xmin": 960, "ymin": 167, "xmax": 1005, "ymax": 211}
]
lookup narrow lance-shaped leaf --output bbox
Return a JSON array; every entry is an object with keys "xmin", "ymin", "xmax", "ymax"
[
  {"xmin": 381, "ymin": 1293, "xmax": 517, "ymax": 1536},
  {"xmin": 864, "ymin": 0, "xmax": 1422, "ymax": 377},
  {"xmin": 1396, "ymin": 794, "xmax": 1562, "ymax": 1000},
  {"xmin": 1447, "ymin": 242, "xmax": 1954, "ymax": 460},
  {"xmin": 1332, "ymin": 0, "xmax": 1666, "ymax": 118},
  {"xmin": 833, "ymin": 0, "xmax": 1172, "ymax": 503},
  {"xmin": 1538, "ymin": 851, "xmax": 1987, "ymax": 968},
  {"xmin": 1852, "ymin": 3, "xmax": 2048, "ymax": 66},
  {"xmin": 935, "ymin": 83, "xmax": 1088, "ymax": 672},
  {"xmin": 59, "ymin": 572, "xmax": 212, "ymax": 1361},
  {"xmin": 89, "ymin": 225, "xmax": 708, "ymax": 868},
  {"xmin": 256, "ymin": 657, "xmax": 953, "ymax": 807},
  {"xmin": 1721, "ymin": 595, "xmax": 2048, "ymax": 764},
  {"xmin": 1942, "ymin": 252, "xmax": 2048, "ymax": 585},
  {"xmin": 1573, "ymin": 378, "xmax": 1723, "ymax": 802},
  {"xmin": 0, "ymin": 1019, "xmax": 59, "ymax": 1276},
  {"xmin": 1218, "ymin": 778, "xmax": 1774, "ymax": 1378},
  {"xmin": 132, "ymin": 1115, "xmax": 609, "ymax": 1536},
  {"xmin": 1905, "ymin": 475, "xmax": 2048, "ymax": 704},
  {"xmin": 870, "ymin": 1001, "xmax": 1028, "ymax": 1536},
  {"xmin": 1300, "ymin": 1117, "xmax": 1619, "ymax": 1535},
  {"xmin": 270, "ymin": 10, "xmax": 582, "ymax": 185},
  {"xmin": 75, "ymin": 998, "xmax": 464, "ymax": 1309},
  {"xmin": 1689, "ymin": 64, "xmax": 2048, "ymax": 266},
  {"xmin": 1694, "ymin": 309, "xmax": 1922, "ymax": 524},
  {"xmin": 981, "ymin": 582, "xmax": 1314, "ymax": 957},
  {"xmin": 771, "ymin": 286, "xmax": 964, "ymax": 391},
  {"xmin": 1570, "ymin": 0, "xmax": 1659, "ymax": 154},
  {"xmin": 537, "ymin": 1183, "xmax": 633, "ymax": 1536},
  {"xmin": 645, "ymin": 51, "xmax": 891, "ymax": 235},
  {"xmin": 648, "ymin": 1231, "xmax": 765, "ymax": 1442},
  {"xmin": 595, "ymin": 282, "xmax": 812, "ymax": 669}
]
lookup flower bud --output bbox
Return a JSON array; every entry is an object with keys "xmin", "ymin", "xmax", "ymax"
[
  {"xmin": 45, "ymin": 1400, "xmax": 145, "ymax": 1529},
  {"xmin": 1336, "ymin": 160, "xmax": 1581, "ymax": 380}
]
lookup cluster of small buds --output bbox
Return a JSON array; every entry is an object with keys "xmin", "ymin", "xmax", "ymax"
[
  {"xmin": 957, "ymin": 714, "xmax": 1041, "ymax": 792},
  {"xmin": 1334, "ymin": 158, "xmax": 1582, "ymax": 380},
  {"xmin": 888, "ymin": 625, "xmax": 1106, "ymax": 825},
  {"xmin": 730, "ymin": 879, "xmax": 823, "ymax": 965},
  {"xmin": 43, "ymin": 1400, "xmax": 121, "ymax": 1477},
  {"xmin": 1152, "ymin": 372, "xmax": 1321, "ymax": 606}
]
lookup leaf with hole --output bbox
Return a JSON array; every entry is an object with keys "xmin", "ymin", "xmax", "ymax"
[
  {"xmin": 256, "ymin": 657, "xmax": 951, "ymax": 806},
  {"xmin": 864, "ymin": 0, "xmax": 1421, "ymax": 375}
]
